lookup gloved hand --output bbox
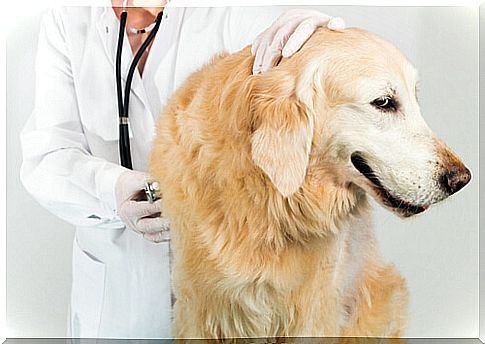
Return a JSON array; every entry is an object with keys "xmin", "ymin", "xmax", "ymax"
[
  {"xmin": 115, "ymin": 170, "xmax": 170, "ymax": 243},
  {"xmin": 251, "ymin": 9, "xmax": 346, "ymax": 74}
]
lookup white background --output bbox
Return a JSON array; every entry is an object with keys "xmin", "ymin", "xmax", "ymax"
[{"xmin": 5, "ymin": 2, "xmax": 480, "ymax": 339}]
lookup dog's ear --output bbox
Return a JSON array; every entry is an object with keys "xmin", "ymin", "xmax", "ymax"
[{"xmin": 249, "ymin": 70, "xmax": 314, "ymax": 198}]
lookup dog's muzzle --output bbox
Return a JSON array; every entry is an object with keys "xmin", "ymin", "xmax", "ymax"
[{"xmin": 350, "ymin": 152, "xmax": 428, "ymax": 217}]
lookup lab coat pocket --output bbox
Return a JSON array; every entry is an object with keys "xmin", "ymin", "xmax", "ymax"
[{"xmin": 70, "ymin": 237, "xmax": 106, "ymax": 338}]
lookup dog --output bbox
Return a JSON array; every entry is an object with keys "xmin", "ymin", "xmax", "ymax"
[{"xmin": 148, "ymin": 27, "xmax": 471, "ymax": 338}]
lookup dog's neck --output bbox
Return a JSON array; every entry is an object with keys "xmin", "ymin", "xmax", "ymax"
[
  {"xmin": 200, "ymin": 155, "xmax": 370, "ymax": 260},
  {"xmin": 254, "ymin": 163, "xmax": 368, "ymax": 249}
]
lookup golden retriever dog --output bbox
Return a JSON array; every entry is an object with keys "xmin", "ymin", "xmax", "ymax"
[{"xmin": 149, "ymin": 27, "xmax": 471, "ymax": 338}]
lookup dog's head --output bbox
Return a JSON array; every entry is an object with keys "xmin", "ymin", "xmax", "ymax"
[{"xmin": 249, "ymin": 28, "xmax": 470, "ymax": 218}]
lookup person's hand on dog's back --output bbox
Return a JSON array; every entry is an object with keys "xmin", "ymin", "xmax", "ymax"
[
  {"xmin": 251, "ymin": 9, "xmax": 345, "ymax": 74},
  {"xmin": 115, "ymin": 170, "xmax": 170, "ymax": 243}
]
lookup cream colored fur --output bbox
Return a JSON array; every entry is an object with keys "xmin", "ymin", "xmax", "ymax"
[{"xmin": 149, "ymin": 28, "xmax": 469, "ymax": 338}]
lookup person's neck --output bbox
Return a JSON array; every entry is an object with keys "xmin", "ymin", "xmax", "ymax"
[{"xmin": 111, "ymin": 1, "xmax": 164, "ymax": 30}]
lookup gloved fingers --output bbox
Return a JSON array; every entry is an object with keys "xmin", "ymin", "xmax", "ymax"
[
  {"xmin": 257, "ymin": 44, "xmax": 282, "ymax": 75},
  {"xmin": 120, "ymin": 217, "xmax": 141, "ymax": 234},
  {"xmin": 151, "ymin": 199, "xmax": 163, "ymax": 212},
  {"xmin": 252, "ymin": 19, "xmax": 286, "ymax": 74},
  {"xmin": 254, "ymin": 21, "xmax": 299, "ymax": 75},
  {"xmin": 143, "ymin": 229, "xmax": 171, "ymax": 243},
  {"xmin": 281, "ymin": 18, "xmax": 318, "ymax": 58},
  {"xmin": 136, "ymin": 216, "xmax": 171, "ymax": 234},
  {"xmin": 251, "ymin": 10, "xmax": 312, "ymax": 74},
  {"xmin": 123, "ymin": 170, "xmax": 149, "ymax": 193},
  {"xmin": 251, "ymin": 31, "xmax": 264, "ymax": 56},
  {"xmin": 270, "ymin": 18, "xmax": 302, "ymax": 53},
  {"xmin": 327, "ymin": 16, "xmax": 346, "ymax": 31},
  {"xmin": 281, "ymin": 16, "xmax": 346, "ymax": 58},
  {"xmin": 252, "ymin": 12, "xmax": 345, "ymax": 74},
  {"xmin": 252, "ymin": 43, "xmax": 269, "ymax": 75},
  {"xmin": 115, "ymin": 170, "xmax": 151, "ymax": 210},
  {"xmin": 121, "ymin": 199, "xmax": 162, "ymax": 219},
  {"xmin": 294, "ymin": 11, "xmax": 341, "ymax": 28},
  {"xmin": 251, "ymin": 13, "xmax": 285, "ymax": 56}
]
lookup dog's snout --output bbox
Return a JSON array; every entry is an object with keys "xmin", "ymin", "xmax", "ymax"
[
  {"xmin": 435, "ymin": 139, "xmax": 471, "ymax": 196},
  {"xmin": 439, "ymin": 166, "xmax": 471, "ymax": 195}
]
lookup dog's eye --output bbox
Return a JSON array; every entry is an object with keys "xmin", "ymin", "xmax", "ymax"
[{"xmin": 371, "ymin": 97, "xmax": 397, "ymax": 112}]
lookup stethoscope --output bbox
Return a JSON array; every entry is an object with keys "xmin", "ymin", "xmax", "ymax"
[
  {"xmin": 116, "ymin": 1, "xmax": 163, "ymax": 203},
  {"xmin": 117, "ymin": 2, "xmax": 173, "ymax": 285}
]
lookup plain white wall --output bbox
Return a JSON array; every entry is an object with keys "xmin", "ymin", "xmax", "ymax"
[
  {"xmin": 7, "ymin": 5, "xmax": 479, "ymax": 338},
  {"xmin": 6, "ymin": 7, "xmax": 75, "ymax": 337}
]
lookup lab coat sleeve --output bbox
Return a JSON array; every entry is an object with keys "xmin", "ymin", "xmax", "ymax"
[{"xmin": 20, "ymin": 8, "xmax": 127, "ymax": 228}]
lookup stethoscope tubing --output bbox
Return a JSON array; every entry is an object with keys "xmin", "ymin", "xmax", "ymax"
[{"xmin": 116, "ymin": 9, "xmax": 164, "ymax": 169}]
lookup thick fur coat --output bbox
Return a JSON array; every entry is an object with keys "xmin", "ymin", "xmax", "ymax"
[{"xmin": 149, "ymin": 28, "xmax": 470, "ymax": 338}]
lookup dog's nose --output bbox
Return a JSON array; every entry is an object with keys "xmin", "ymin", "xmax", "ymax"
[{"xmin": 439, "ymin": 166, "xmax": 471, "ymax": 195}]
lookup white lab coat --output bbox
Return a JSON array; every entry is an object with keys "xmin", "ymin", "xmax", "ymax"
[{"xmin": 20, "ymin": 3, "xmax": 284, "ymax": 339}]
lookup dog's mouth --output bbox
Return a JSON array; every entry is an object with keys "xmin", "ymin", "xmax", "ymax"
[{"xmin": 350, "ymin": 152, "xmax": 428, "ymax": 217}]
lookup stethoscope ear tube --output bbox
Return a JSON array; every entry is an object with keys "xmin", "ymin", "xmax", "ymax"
[
  {"xmin": 116, "ymin": 11, "xmax": 132, "ymax": 169},
  {"xmin": 116, "ymin": 9, "xmax": 163, "ymax": 170}
]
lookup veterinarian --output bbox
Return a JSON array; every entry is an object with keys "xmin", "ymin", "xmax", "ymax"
[{"xmin": 20, "ymin": 0, "xmax": 345, "ymax": 338}]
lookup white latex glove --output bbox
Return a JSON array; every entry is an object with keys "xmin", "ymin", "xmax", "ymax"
[
  {"xmin": 251, "ymin": 9, "xmax": 346, "ymax": 74},
  {"xmin": 115, "ymin": 170, "xmax": 170, "ymax": 243}
]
